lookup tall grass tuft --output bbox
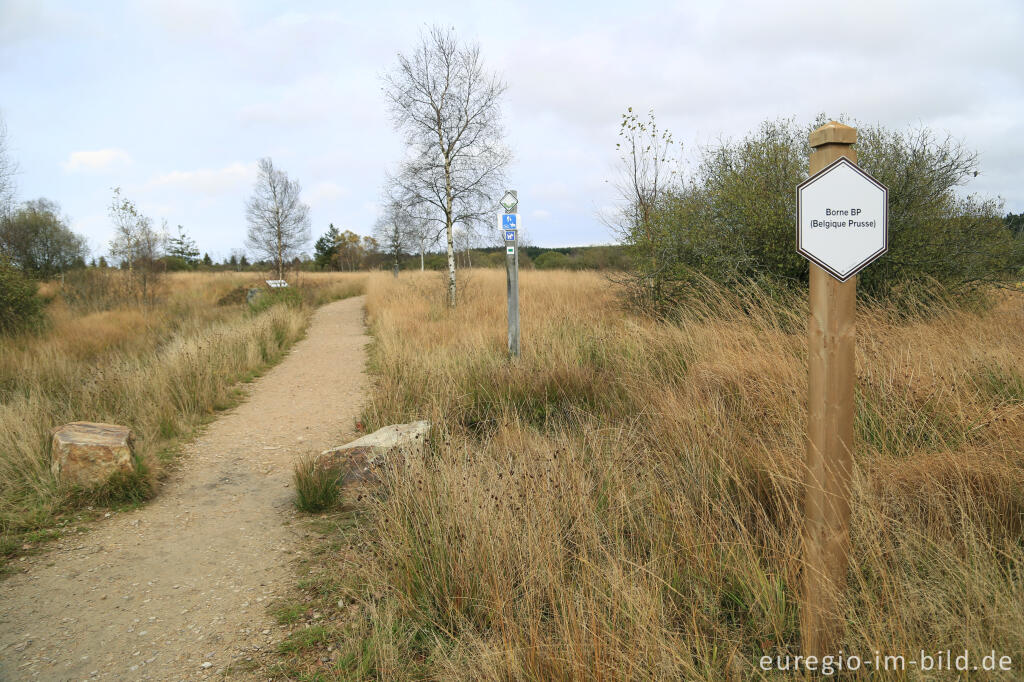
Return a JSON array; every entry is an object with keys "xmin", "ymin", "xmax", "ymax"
[
  {"xmin": 292, "ymin": 455, "xmax": 342, "ymax": 513},
  {"xmin": 0, "ymin": 271, "xmax": 366, "ymax": 563},
  {"xmin": 298, "ymin": 269, "xmax": 1024, "ymax": 680}
]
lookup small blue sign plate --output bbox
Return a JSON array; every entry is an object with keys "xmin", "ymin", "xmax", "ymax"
[
  {"xmin": 502, "ymin": 213, "xmax": 517, "ymax": 229},
  {"xmin": 504, "ymin": 229, "xmax": 516, "ymax": 242}
]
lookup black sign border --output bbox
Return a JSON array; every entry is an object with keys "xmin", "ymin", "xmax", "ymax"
[{"xmin": 796, "ymin": 156, "xmax": 889, "ymax": 282}]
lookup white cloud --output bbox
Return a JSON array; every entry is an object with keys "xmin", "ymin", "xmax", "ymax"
[
  {"xmin": 6, "ymin": 0, "xmax": 1023, "ymax": 258},
  {"xmin": 147, "ymin": 162, "xmax": 256, "ymax": 195},
  {"xmin": 61, "ymin": 149, "xmax": 132, "ymax": 172}
]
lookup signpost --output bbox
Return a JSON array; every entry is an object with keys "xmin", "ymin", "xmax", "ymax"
[
  {"xmin": 796, "ymin": 122, "xmax": 887, "ymax": 657},
  {"xmin": 501, "ymin": 190, "xmax": 520, "ymax": 357},
  {"xmin": 797, "ymin": 157, "xmax": 888, "ymax": 282}
]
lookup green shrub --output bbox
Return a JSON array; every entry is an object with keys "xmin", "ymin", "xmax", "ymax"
[
  {"xmin": 534, "ymin": 251, "xmax": 571, "ymax": 269},
  {"xmin": 0, "ymin": 257, "xmax": 43, "ymax": 334},
  {"xmin": 159, "ymin": 255, "xmax": 193, "ymax": 272},
  {"xmin": 617, "ymin": 113, "xmax": 1018, "ymax": 312},
  {"xmin": 215, "ymin": 285, "xmax": 249, "ymax": 306},
  {"xmin": 249, "ymin": 286, "xmax": 302, "ymax": 313},
  {"xmin": 293, "ymin": 455, "xmax": 342, "ymax": 512}
]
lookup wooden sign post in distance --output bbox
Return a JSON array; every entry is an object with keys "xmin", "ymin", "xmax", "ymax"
[
  {"xmin": 500, "ymin": 190, "xmax": 520, "ymax": 357},
  {"xmin": 796, "ymin": 121, "xmax": 887, "ymax": 656}
]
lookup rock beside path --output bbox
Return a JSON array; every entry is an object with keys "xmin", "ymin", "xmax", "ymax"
[
  {"xmin": 51, "ymin": 421, "xmax": 135, "ymax": 488},
  {"xmin": 317, "ymin": 420, "xmax": 430, "ymax": 485},
  {"xmin": 1, "ymin": 296, "xmax": 370, "ymax": 681}
]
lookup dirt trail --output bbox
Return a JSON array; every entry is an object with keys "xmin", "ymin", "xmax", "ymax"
[{"xmin": 0, "ymin": 296, "xmax": 369, "ymax": 681}]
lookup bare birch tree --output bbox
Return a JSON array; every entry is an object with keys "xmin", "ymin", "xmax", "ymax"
[
  {"xmin": 383, "ymin": 25, "xmax": 510, "ymax": 307},
  {"xmin": 411, "ymin": 218, "xmax": 435, "ymax": 271},
  {"xmin": 373, "ymin": 198, "xmax": 417, "ymax": 277},
  {"xmin": 0, "ymin": 115, "xmax": 17, "ymax": 221},
  {"xmin": 386, "ymin": 182, "xmax": 437, "ymax": 271},
  {"xmin": 245, "ymin": 157, "xmax": 311, "ymax": 281}
]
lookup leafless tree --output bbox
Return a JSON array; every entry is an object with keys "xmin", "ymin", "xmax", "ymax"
[
  {"xmin": 373, "ymin": 198, "xmax": 417, "ymax": 277},
  {"xmin": 410, "ymin": 218, "xmax": 436, "ymax": 271},
  {"xmin": 452, "ymin": 225, "xmax": 481, "ymax": 268},
  {"xmin": 383, "ymin": 25, "xmax": 511, "ymax": 307},
  {"xmin": 245, "ymin": 157, "xmax": 311, "ymax": 281},
  {"xmin": 0, "ymin": 115, "xmax": 17, "ymax": 220},
  {"xmin": 387, "ymin": 182, "xmax": 438, "ymax": 271}
]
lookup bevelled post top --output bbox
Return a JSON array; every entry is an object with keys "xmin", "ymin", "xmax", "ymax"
[{"xmin": 809, "ymin": 121, "xmax": 857, "ymax": 148}]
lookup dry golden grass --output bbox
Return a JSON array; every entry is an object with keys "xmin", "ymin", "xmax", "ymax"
[
  {"xmin": 0, "ymin": 270, "xmax": 365, "ymax": 563},
  {"xmin": 281, "ymin": 269, "xmax": 1024, "ymax": 680}
]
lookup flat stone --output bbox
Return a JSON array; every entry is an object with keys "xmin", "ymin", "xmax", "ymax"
[
  {"xmin": 51, "ymin": 422, "xmax": 135, "ymax": 488},
  {"xmin": 316, "ymin": 421, "xmax": 429, "ymax": 486}
]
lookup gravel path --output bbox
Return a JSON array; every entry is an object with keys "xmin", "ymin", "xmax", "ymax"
[{"xmin": 0, "ymin": 296, "xmax": 369, "ymax": 681}]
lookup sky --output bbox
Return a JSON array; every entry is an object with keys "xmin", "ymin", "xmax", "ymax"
[{"xmin": 1, "ymin": 0, "xmax": 1021, "ymax": 260}]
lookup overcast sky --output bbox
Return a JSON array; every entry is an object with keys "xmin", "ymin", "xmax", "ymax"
[{"xmin": 1, "ymin": 0, "xmax": 1021, "ymax": 259}]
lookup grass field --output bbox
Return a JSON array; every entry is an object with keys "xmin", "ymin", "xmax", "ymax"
[
  {"xmin": 276, "ymin": 269, "xmax": 1024, "ymax": 680},
  {"xmin": 0, "ymin": 270, "xmax": 365, "ymax": 567}
]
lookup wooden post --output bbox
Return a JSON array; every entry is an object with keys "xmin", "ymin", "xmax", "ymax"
[
  {"xmin": 801, "ymin": 121, "xmax": 858, "ymax": 657},
  {"xmin": 503, "ymin": 190, "xmax": 520, "ymax": 358},
  {"xmin": 506, "ymin": 233, "xmax": 520, "ymax": 357}
]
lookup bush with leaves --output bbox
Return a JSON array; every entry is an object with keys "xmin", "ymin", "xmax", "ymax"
[
  {"xmin": 534, "ymin": 251, "xmax": 572, "ymax": 270},
  {"xmin": 618, "ymin": 114, "xmax": 1019, "ymax": 309},
  {"xmin": 0, "ymin": 257, "xmax": 43, "ymax": 334},
  {"xmin": 0, "ymin": 198, "xmax": 87, "ymax": 278}
]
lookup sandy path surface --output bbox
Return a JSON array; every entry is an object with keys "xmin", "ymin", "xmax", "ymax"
[{"xmin": 0, "ymin": 296, "xmax": 369, "ymax": 681}]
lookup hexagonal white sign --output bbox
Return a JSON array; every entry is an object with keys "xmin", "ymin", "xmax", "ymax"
[{"xmin": 797, "ymin": 157, "xmax": 888, "ymax": 282}]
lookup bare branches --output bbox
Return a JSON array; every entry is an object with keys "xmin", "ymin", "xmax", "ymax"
[
  {"xmin": 382, "ymin": 25, "xmax": 510, "ymax": 306},
  {"xmin": 245, "ymin": 158, "xmax": 311, "ymax": 280},
  {"xmin": 0, "ymin": 116, "xmax": 17, "ymax": 220},
  {"xmin": 374, "ymin": 197, "xmax": 419, "ymax": 275},
  {"xmin": 613, "ymin": 108, "xmax": 681, "ymax": 243}
]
